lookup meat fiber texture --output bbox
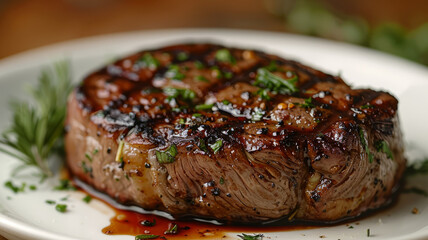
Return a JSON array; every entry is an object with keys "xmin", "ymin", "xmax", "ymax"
[{"xmin": 65, "ymin": 43, "xmax": 406, "ymax": 223}]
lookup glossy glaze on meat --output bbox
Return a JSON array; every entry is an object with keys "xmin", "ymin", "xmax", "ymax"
[{"xmin": 65, "ymin": 43, "xmax": 406, "ymax": 223}]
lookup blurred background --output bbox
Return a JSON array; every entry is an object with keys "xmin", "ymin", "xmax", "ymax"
[
  {"xmin": 1, "ymin": 0, "xmax": 428, "ymax": 65},
  {"xmin": 0, "ymin": 1, "xmax": 427, "ymax": 239}
]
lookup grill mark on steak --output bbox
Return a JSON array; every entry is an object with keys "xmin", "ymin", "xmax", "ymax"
[{"xmin": 65, "ymin": 43, "xmax": 406, "ymax": 223}]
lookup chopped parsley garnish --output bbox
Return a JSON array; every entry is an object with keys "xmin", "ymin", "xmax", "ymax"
[
  {"xmin": 164, "ymin": 87, "xmax": 196, "ymax": 102},
  {"xmin": 135, "ymin": 234, "xmax": 159, "ymax": 239},
  {"xmin": 361, "ymin": 104, "xmax": 374, "ymax": 109},
  {"xmin": 141, "ymin": 219, "xmax": 156, "ymax": 227},
  {"xmin": 219, "ymin": 177, "xmax": 225, "ymax": 185},
  {"xmin": 211, "ymin": 67, "xmax": 223, "ymax": 79},
  {"xmin": 93, "ymin": 149, "xmax": 99, "ymax": 155},
  {"xmin": 85, "ymin": 153, "xmax": 92, "ymax": 162},
  {"xmin": 4, "ymin": 181, "xmax": 26, "ymax": 193},
  {"xmin": 83, "ymin": 195, "xmax": 92, "ymax": 203},
  {"xmin": 222, "ymin": 100, "xmax": 231, "ymax": 105},
  {"xmin": 179, "ymin": 118, "xmax": 186, "ymax": 124},
  {"xmin": 55, "ymin": 204, "xmax": 67, "ymax": 213},
  {"xmin": 194, "ymin": 61, "xmax": 204, "ymax": 69},
  {"xmin": 81, "ymin": 161, "xmax": 92, "ymax": 174},
  {"xmin": 215, "ymin": 49, "xmax": 236, "ymax": 64},
  {"xmin": 54, "ymin": 179, "xmax": 77, "ymax": 191},
  {"xmin": 192, "ymin": 113, "xmax": 203, "ymax": 118},
  {"xmin": 254, "ymin": 68, "xmax": 298, "ymax": 95},
  {"xmin": 358, "ymin": 127, "xmax": 374, "ymax": 163},
  {"xmin": 195, "ymin": 103, "xmax": 214, "ymax": 111},
  {"xmin": 367, "ymin": 228, "xmax": 370, "ymax": 237},
  {"xmin": 224, "ymin": 71, "xmax": 233, "ymax": 79},
  {"xmin": 194, "ymin": 75, "xmax": 209, "ymax": 82},
  {"xmin": 156, "ymin": 144, "xmax": 178, "ymax": 164},
  {"xmin": 209, "ymin": 139, "xmax": 223, "ymax": 154},
  {"xmin": 198, "ymin": 138, "xmax": 209, "ymax": 153},
  {"xmin": 171, "ymin": 106, "xmax": 189, "ymax": 112},
  {"xmin": 237, "ymin": 233, "xmax": 264, "ymax": 240},
  {"xmin": 265, "ymin": 61, "xmax": 278, "ymax": 72},
  {"xmin": 256, "ymin": 88, "xmax": 271, "ymax": 100},
  {"xmin": 177, "ymin": 52, "xmax": 189, "ymax": 61},
  {"xmin": 60, "ymin": 195, "xmax": 69, "ymax": 201},
  {"xmin": 45, "ymin": 200, "xmax": 56, "ymax": 205},
  {"xmin": 298, "ymin": 97, "xmax": 315, "ymax": 108},
  {"xmin": 251, "ymin": 108, "xmax": 265, "ymax": 121},
  {"xmin": 375, "ymin": 140, "xmax": 394, "ymax": 160},
  {"xmin": 140, "ymin": 53, "xmax": 160, "ymax": 70},
  {"xmin": 164, "ymin": 223, "xmax": 178, "ymax": 234},
  {"xmin": 29, "ymin": 185, "xmax": 37, "ymax": 190},
  {"xmin": 165, "ymin": 64, "xmax": 185, "ymax": 80}
]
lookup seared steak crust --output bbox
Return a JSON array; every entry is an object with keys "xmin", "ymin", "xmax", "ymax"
[{"xmin": 65, "ymin": 43, "xmax": 406, "ymax": 223}]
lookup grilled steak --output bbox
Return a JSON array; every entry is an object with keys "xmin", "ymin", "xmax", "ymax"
[{"xmin": 65, "ymin": 43, "xmax": 406, "ymax": 223}]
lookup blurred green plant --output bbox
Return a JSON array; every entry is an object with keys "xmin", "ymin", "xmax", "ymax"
[{"xmin": 265, "ymin": 0, "xmax": 428, "ymax": 65}]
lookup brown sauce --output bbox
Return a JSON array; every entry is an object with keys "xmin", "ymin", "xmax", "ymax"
[
  {"xmin": 71, "ymin": 177, "xmax": 318, "ymax": 239},
  {"xmin": 101, "ymin": 208, "xmax": 318, "ymax": 239},
  {"xmin": 68, "ymin": 171, "xmax": 400, "ymax": 240}
]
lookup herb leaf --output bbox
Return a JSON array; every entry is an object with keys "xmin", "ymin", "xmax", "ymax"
[
  {"xmin": 156, "ymin": 144, "xmax": 178, "ymax": 164},
  {"xmin": 194, "ymin": 75, "xmax": 209, "ymax": 82},
  {"xmin": 140, "ymin": 53, "xmax": 160, "ymax": 70},
  {"xmin": 0, "ymin": 62, "xmax": 72, "ymax": 178},
  {"xmin": 55, "ymin": 204, "xmax": 67, "ymax": 213},
  {"xmin": 197, "ymin": 138, "xmax": 209, "ymax": 153},
  {"xmin": 141, "ymin": 219, "xmax": 156, "ymax": 227},
  {"xmin": 164, "ymin": 223, "xmax": 178, "ymax": 234},
  {"xmin": 256, "ymin": 89, "xmax": 271, "ymax": 100},
  {"xmin": 358, "ymin": 127, "xmax": 374, "ymax": 163},
  {"xmin": 164, "ymin": 88, "xmax": 196, "ymax": 102},
  {"xmin": 83, "ymin": 195, "xmax": 92, "ymax": 203},
  {"xmin": 194, "ymin": 61, "xmax": 204, "ymax": 69},
  {"xmin": 265, "ymin": 61, "xmax": 278, "ymax": 72},
  {"xmin": 224, "ymin": 71, "xmax": 233, "ymax": 79},
  {"xmin": 195, "ymin": 103, "xmax": 214, "ymax": 111},
  {"xmin": 135, "ymin": 234, "xmax": 159, "ymax": 240},
  {"xmin": 219, "ymin": 177, "xmax": 225, "ymax": 185},
  {"xmin": 54, "ymin": 179, "xmax": 77, "ymax": 191},
  {"xmin": 165, "ymin": 64, "xmax": 185, "ymax": 81},
  {"xmin": 215, "ymin": 49, "xmax": 236, "ymax": 64},
  {"xmin": 299, "ymin": 97, "xmax": 315, "ymax": 108},
  {"xmin": 254, "ymin": 68, "xmax": 298, "ymax": 95},
  {"xmin": 375, "ymin": 140, "xmax": 393, "ymax": 160},
  {"xmin": 177, "ymin": 52, "xmax": 189, "ymax": 61},
  {"xmin": 4, "ymin": 181, "xmax": 26, "ymax": 193},
  {"xmin": 209, "ymin": 139, "xmax": 223, "ymax": 154},
  {"xmin": 237, "ymin": 233, "xmax": 264, "ymax": 240},
  {"xmin": 251, "ymin": 108, "xmax": 265, "ymax": 121}
]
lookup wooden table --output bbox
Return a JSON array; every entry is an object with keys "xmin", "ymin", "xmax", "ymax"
[{"xmin": 0, "ymin": 0, "xmax": 286, "ymax": 59}]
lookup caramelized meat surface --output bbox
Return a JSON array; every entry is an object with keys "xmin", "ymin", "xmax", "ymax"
[{"xmin": 65, "ymin": 43, "xmax": 406, "ymax": 223}]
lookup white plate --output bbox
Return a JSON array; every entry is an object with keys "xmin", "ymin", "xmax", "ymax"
[{"xmin": 0, "ymin": 29, "xmax": 428, "ymax": 240}]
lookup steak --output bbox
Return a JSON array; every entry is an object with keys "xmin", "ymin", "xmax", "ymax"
[{"xmin": 65, "ymin": 43, "xmax": 406, "ymax": 223}]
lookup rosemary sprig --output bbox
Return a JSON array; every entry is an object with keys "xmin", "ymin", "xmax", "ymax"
[{"xmin": 0, "ymin": 61, "xmax": 72, "ymax": 178}]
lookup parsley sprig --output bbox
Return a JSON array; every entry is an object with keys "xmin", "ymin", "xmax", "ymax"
[
  {"xmin": 0, "ymin": 62, "xmax": 73, "ymax": 178},
  {"xmin": 254, "ymin": 68, "xmax": 298, "ymax": 95}
]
